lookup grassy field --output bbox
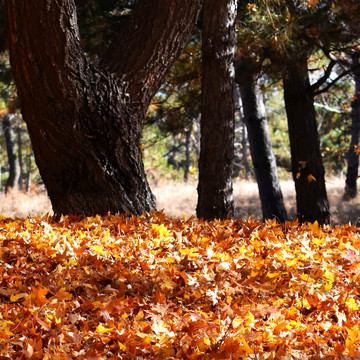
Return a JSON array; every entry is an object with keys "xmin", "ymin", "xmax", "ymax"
[{"xmin": 0, "ymin": 177, "xmax": 359, "ymax": 225}]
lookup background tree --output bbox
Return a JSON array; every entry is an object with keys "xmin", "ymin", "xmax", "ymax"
[
  {"xmin": 2, "ymin": 112, "xmax": 18, "ymax": 192},
  {"xmin": 5, "ymin": 0, "xmax": 204, "ymax": 217},
  {"xmin": 196, "ymin": 0, "xmax": 237, "ymax": 220},
  {"xmin": 283, "ymin": 56, "xmax": 330, "ymax": 224},
  {"xmin": 238, "ymin": 0, "xmax": 359, "ymax": 224},
  {"xmin": 344, "ymin": 52, "xmax": 360, "ymax": 199},
  {"xmin": 236, "ymin": 58, "xmax": 288, "ymax": 222}
]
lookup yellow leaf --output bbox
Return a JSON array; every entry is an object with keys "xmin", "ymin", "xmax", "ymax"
[
  {"xmin": 267, "ymin": 272, "xmax": 281, "ymax": 279},
  {"xmin": 322, "ymin": 281, "xmax": 333, "ymax": 292},
  {"xmin": 241, "ymin": 338, "xmax": 254, "ymax": 354},
  {"xmin": 118, "ymin": 342, "xmax": 126, "ymax": 351},
  {"xmin": 346, "ymin": 297, "xmax": 359, "ymax": 311},
  {"xmin": 10, "ymin": 293, "xmax": 21, "ymax": 302},
  {"xmin": 312, "ymin": 237, "xmax": 325, "ymax": 245},
  {"xmin": 95, "ymin": 324, "xmax": 114, "ymax": 333}
]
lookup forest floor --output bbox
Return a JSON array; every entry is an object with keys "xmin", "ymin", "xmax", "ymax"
[
  {"xmin": 0, "ymin": 177, "xmax": 359, "ymax": 225},
  {"xmin": 151, "ymin": 177, "xmax": 360, "ymax": 225}
]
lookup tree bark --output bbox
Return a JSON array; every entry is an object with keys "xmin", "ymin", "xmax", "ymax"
[
  {"xmin": 283, "ymin": 57, "xmax": 330, "ymax": 225},
  {"xmin": 184, "ymin": 119, "xmax": 193, "ymax": 182},
  {"xmin": 2, "ymin": 112, "xmax": 19, "ymax": 193},
  {"xmin": 6, "ymin": 0, "xmax": 203, "ymax": 217},
  {"xmin": 236, "ymin": 62, "xmax": 288, "ymax": 223},
  {"xmin": 197, "ymin": 0, "xmax": 237, "ymax": 220},
  {"xmin": 17, "ymin": 121, "xmax": 24, "ymax": 190},
  {"xmin": 344, "ymin": 54, "xmax": 360, "ymax": 200}
]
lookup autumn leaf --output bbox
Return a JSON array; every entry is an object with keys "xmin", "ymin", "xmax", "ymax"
[{"xmin": 0, "ymin": 212, "xmax": 360, "ymax": 358}]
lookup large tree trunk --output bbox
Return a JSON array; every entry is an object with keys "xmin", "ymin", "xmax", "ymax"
[
  {"xmin": 6, "ymin": 0, "xmax": 203, "ymax": 217},
  {"xmin": 3, "ymin": 113, "xmax": 19, "ymax": 193},
  {"xmin": 197, "ymin": 0, "xmax": 237, "ymax": 220},
  {"xmin": 283, "ymin": 57, "xmax": 330, "ymax": 225},
  {"xmin": 236, "ymin": 62, "xmax": 288, "ymax": 223},
  {"xmin": 344, "ymin": 54, "xmax": 360, "ymax": 200}
]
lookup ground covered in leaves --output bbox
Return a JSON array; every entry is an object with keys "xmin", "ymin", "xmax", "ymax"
[{"xmin": 1, "ymin": 212, "xmax": 360, "ymax": 359}]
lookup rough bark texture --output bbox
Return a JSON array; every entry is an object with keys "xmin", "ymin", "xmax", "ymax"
[
  {"xmin": 6, "ymin": 0, "xmax": 203, "ymax": 217},
  {"xmin": 197, "ymin": 0, "xmax": 236, "ymax": 220},
  {"xmin": 344, "ymin": 54, "xmax": 360, "ymax": 200},
  {"xmin": 3, "ymin": 113, "xmax": 19, "ymax": 193},
  {"xmin": 236, "ymin": 62, "xmax": 287, "ymax": 223},
  {"xmin": 283, "ymin": 57, "xmax": 330, "ymax": 225}
]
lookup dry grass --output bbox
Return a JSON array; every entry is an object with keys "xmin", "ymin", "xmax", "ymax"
[
  {"xmin": 0, "ymin": 177, "xmax": 359, "ymax": 225},
  {"xmin": 0, "ymin": 188, "xmax": 52, "ymax": 219},
  {"xmin": 152, "ymin": 177, "xmax": 360, "ymax": 225}
]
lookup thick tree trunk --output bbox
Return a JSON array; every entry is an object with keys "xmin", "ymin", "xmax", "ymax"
[
  {"xmin": 283, "ymin": 57, "xmax": 330, "ymax": 224},
  {"xmin": 236, "ymin": 62, "xmax": 287, "ymax": 223},
  {"xmin": 3, "ymin": 113, "xmax": 19, "ymax": 193},
  {"xmin": 6, "ymin": 0, "xmax": 203, "ymax": 217},
  {"xmin": 197, "ymin": 0, "xmax": 237, "ymax": 220},
  {"xmin": 344, "ymin": 54, "xmax": 360, "ymax": 200}
]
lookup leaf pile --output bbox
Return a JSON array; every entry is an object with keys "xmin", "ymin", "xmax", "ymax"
[{"xmin": 1, "ymin": 212, "xmax": 360, "ymax": 359}]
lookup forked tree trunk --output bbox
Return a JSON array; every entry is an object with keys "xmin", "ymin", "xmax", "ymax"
[
  {"xmin": 283, "ymin": 57, "xmax": 330, "ymax": 225},
  {"xmin": 6, "ymin": 0, "xmax": 203, "ymax": 217},
  {"xmin": 344, "ymin": 54, "xmax": 360, "ymax": 200},
  {"xmin": 236, "ymin": 61, "xmax": 288, "ymax": 223},
  {"xmin": 197, "ymin": 0, "xmax": 237, "ymax": 220}
]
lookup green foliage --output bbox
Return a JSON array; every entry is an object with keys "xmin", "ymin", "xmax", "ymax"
[
  {"xmin": 76, "ymin": 0, "xmax": 133, "ymax": 59},
  {"xmin": 142, "ymin": 125, "xmax": 188, "ymax": 182}
]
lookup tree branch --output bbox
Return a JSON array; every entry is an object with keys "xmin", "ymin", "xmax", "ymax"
[
  {"xmin": 313, "ymin": 62, "xmax": 360, "ymax": 96},
  {"xmin": 309, "ymin": 60, "xmax": 336, "ymax": 94}
]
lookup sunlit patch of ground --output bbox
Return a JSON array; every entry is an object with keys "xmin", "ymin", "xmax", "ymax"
[
  {"xmin": 152, "ymin": 177, "xmax": 360, "ymax": 225},
  {"xmin": 0, "ymin": 188, "xmax": 52, "ymax": 218},
  {"xmin": 0, "ymin": 177, "xmax": 359, "ymax": 225}
]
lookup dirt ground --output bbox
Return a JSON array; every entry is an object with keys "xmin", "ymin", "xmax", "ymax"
[{"xmin": 0, "ymin": 177, "xmax": 359, "ymax": 225}]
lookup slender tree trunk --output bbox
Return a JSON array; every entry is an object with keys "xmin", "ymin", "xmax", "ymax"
[
  {"xmin": 6, "ymin": 0, "xmax": 204, "ymax": 217},
  {"xmin": 184, "ymin": 119, "xmax": 193, "ymax": 182},
  {"xmin": 283, "ymin": 57, "xmax": 330, "ymax": 224},
  {"xmin": 235, "ymin": 86, "xmax": 252, "ymax": 179},
  {"xmin": 17, "ymin": 122, "xmax": 24, "ymax": 190},
  {"xmin": 236, "ymin": 62, "xmax": 288, "ymax": 222},
  {"xmin": 344, "ymin": 54, "xmax": 360, "ymax": 200},
  {"xmin": 26, "ymin": 151, "xmax": 32, "ymax": 194},
  {"xmin": 3, "ymin": 112, "xmax": 19, "ymax": 193},
  {"xmin": 197, "ymin": 0, "xmax": 237, "ymax": 220}
]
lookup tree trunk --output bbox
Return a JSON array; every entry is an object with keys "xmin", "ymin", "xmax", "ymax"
[
  {"xmin": 26, "ymin": 151, "xmax": 32, "ymax": 194},
  {"xmin": 283, "ymin": 57, "xmax": 330, "ymax": 225},
  {"xmin": 344, "ymin": 54, "xmax": 360, "ymax": 200},
  {"xmin": 236, "ymin": 62, "xmax": 288, "ymax": 223},
  {"xmin": 184, "ymin": 118, "xmax": 193, "ymax": 182},
  {"xmin": 3, "ymin": 112, "xmax": 19, "ymax": 193},
  {"xmin": 197, "ymin": 0, "xmax": 237, "ymax": 220},
  {"xmin": 235, "ymin": 86, "xmax": 252, "ymax": 179},
  {"xmin": 17, "ymin": 121, "xmax": 24, "ymax": 190},
  {"xmin": 6, "ymin": 0, "xmax": 204, "ymax": 217}
]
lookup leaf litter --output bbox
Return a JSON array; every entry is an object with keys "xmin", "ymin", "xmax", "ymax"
[{"xmin": 0, "ymin": 212, "xmax": 360, "ymax": 359}]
